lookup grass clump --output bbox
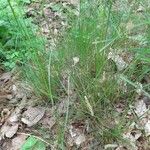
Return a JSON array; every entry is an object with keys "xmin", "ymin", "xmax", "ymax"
[
  {"xmin": 55, "ymin": 0, "xmax": 125, "ymax": 144},
  {"xmin": 3, "ymin": 0, "xmax": 60, "ymax": 103},
  {"xmin": 25, "ymin": 51, "xmax": 61, "ymax": 103},
  {"xmin": 3, "ymin": 0, "xmax": 150, "ymax": 148},
  {"xmin": 55, "ymin": 0, "xmax": 150, "ymax": 146}
]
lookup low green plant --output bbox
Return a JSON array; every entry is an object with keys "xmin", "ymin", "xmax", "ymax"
[
  {"xmin": 2, "ymin": 0, "xmax": 58, "ymax": 103},
  {"xmin": 0, "ymin": 0, "xmax": 42, "ymax": 69},
  {"xmin": 21, "ymin": 135, "xmax": 46, "ymax": 150}
]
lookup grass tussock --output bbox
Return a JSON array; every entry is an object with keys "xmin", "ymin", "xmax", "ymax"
[
  {"xmin": 55, "ymin": 0, "xmax": 150, "ymax": 145},
  {"xmin": 2, "ymin": 0, "xmax": 150, "ymax": 148}
]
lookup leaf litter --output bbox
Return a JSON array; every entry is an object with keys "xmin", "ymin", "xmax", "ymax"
[
  {"xmin": 11, "ymin": 134, "xmax": 27, "ymax": 150},
  {"xmin": 21, "ymin": 107, "xmax": 45, "ymax": 127},
  {"xmin": 0, "ymin": 71, "xmax": 47, "ymax": 149},
  {"xmin": 1, "ymin": 1, "xmax": 150, "ymax": 150}
]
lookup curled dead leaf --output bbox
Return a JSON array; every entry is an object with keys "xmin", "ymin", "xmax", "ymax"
[
  {"xmin": 5, "ymin": 124, "xmax": 19, "ymax": 138},
  {"xmin": 1, "ymin": 123, "xmax": 19, "ymax": 138},
  {"xmin": 0, "ymin": 72, "xmax": 12, "ymax": 83},
  {"xmin": 68, "ymin": 124, "xmax": 86, "ymax": 147},
  {"xmin": 134, "ymin": 100, "xmax": 147, "ymax": 117},
  {"xmin": 144, "ymin": 120, "xmax": 150, "ymax": 137},
  {"xmin": 21, "ymin": 107, "xmax": 45, "ymax": 127},
  {"xmin": 108, "ymin": 51, "xmax": 128, "ymax": 71},
  {"xmin": 11, "ymin": 134, "xmax": 27, "ymax": 150},
  {"xmin": 69, "ymin": 0, "xmax": 79, "ymax": 6},
  {"xmin": 74, "ymin": 134, "xmax": 86, "ymax": 146},
  {"xmin": 41, "ymin": 116, "xmax": 56, "ymax": 129},
  {"xmin": 104, "ymin": 144, "xmax": 118, "ymax": 149}
]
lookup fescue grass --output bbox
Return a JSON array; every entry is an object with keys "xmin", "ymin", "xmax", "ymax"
[
  {"xmin": 55, "ymin": 0, "xmax": 150, "ymax": 147},
  {"xmin": 3, "ymin": 0, "xmax": 150, "ymax": 148},
  {"xmin": 4, "ymin": 0, "xmax": 62, "ymax": 103}
]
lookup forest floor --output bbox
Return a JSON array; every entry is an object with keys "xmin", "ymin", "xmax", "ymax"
[{"xmin": 0, "ymin": 0, "xmax": 150, "ymax": 150}]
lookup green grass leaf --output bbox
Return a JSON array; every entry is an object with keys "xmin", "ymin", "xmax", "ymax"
[{"xmin": 21, "ymin": 136, "xmax": 46, "ymax": 150}]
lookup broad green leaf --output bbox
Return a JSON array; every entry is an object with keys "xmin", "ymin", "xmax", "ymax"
[{"xmin": 21, "ymin": 136, "xmax": 46, "ymax": 150}]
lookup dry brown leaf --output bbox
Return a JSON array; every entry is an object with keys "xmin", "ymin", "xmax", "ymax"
[
  {"xmin": 8, "ymin": 114, "xmax": 19, "ymax": 123},
  {"xmin": 116, "ymin": 146, "xmax": 127, "ymax": 150},
  {"xmin": 134, "ymin": 100, "xmax": 147, "ymax": 117},
  {"xmin": 67, "ymin": 135, "xmax": 74, "ymax": 147},
  {"xmin": 122, "ymin": 132, "xmax": 138, "ymax": 150},
  {"xmin": 41, "ymin": 116, "xmax": 56, "ymax": 129},
  {"xmin": 5, "ymin": 105, "xmax": 23, "ymax": 125},
  {"xmin": 143, "ymin": 96, "xmax": 150, "ymax": 106},
  {"xmin": 11, "ymin": 82, "xmax": 32, "ymax": 100},
  {"xmin": 5, "ymin": 124, "xmax": 19, "ymax": 138},
  {"xmin": 104, "ymin": 144, "xmax": 118, "ymax": 149},
  {"xmin": 144, "ymin": 120, "xmax": 150, "ymax": 137},
  {"xmin": 21, "ymin": 107, "xmax": 45, "ymax": 127},
  {"xmin": 1, "ymin": 125, "xmax": 9, "ymax": 139},
  {"xmin": 1, "ymin": 123, "xmax": 19, "ymax": 138},
  {"xmin": 1, "ymin": 108, "xmax": 11, "ymax": 121},
  {"xmin": 0, "ymin": 72, "xmax": 12, "ymax": 83},
  {"xmin": 10, "ymin": 134, "xmax": 27, "ymax": 150},
  {"xmin": 68, "ymin": 124, "xmax": 86, "ymax": 147},
  {"xmin": 133, "ymin": 130, "xmax": 142, "ymax": 140},
  {"xmin": 69, "ymin": 0, "xmax": 79, "ymax": 6},
  {"xmin": 108, "ymin": 51, "xmax": 128, "ymax": 71},
  {"xmin": 57, "ymin": 100, "xmax": 67, "ymax": 115},
  {"xmin": 74, "ymin": 134, "xmax": 86, "ymax": 146},
  {"xmin": 0, "ymin": 98, "xmax": 26, "ymax": 136}
]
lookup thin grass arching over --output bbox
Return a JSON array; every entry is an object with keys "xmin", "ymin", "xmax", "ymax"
[
  {"xmin": 56, "ymin": 0, "xmax": 150, "ymax": 146},
  {"xmin": 5, "ymin": 0, "xmax": 61, "ymax": 103},
  {"xmin": 4, "ymin": 0, "xmax": 150, "ymax": 148}
]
